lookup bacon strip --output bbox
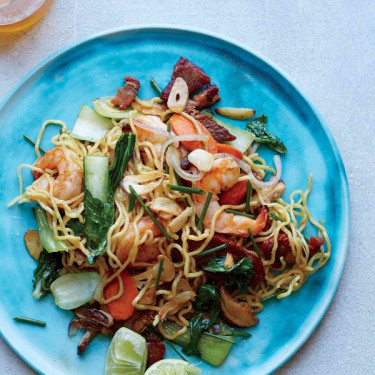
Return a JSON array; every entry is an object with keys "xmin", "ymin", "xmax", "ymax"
[
  {"xmin": 191, "ymin": 84, "xmax": 221, "ymax": 109},
  {"xmin": 308, "ymin": 236, "xmax": 324, "ymax": 257},
  {"xmin": 111, "ymin": 76, "xmax": 140, "ymax": 110},
  {"xmin": 192, "ymin": 112, "xmax": 236, "ymax": 142},
  {"xmin": 147, "ymin": 341, "xmax": 166, "ymax": 367},
  {"xmin": 259, "ymin": 233, "xmax": 295, "ymax": 265},
  {"xmin": 161, "ymin": 57, "xmax": 211, "ymax": 100}
]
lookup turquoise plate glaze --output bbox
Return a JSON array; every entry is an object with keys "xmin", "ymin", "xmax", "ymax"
[{"xmin": 0, "ymin": 26, "xmax": 349, "ymax": 375}]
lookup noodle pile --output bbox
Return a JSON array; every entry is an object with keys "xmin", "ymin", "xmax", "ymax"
[{"xmin": 9, "ymin": 98, "xmax": 331, "ymax": 340}]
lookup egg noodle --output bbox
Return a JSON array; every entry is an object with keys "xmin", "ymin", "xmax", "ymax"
[{"xmin": 8, "ymin": 98, "xmax": 331, "ymax": 341}]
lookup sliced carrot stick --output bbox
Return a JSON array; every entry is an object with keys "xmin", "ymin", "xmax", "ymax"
[
  {"xmin": 219, "ymin": 174, "xmax": 247, "ymax": 205},
  {"xmin": 169, "ymin": 114, "xmax": 218, "ymax": 153},
  {"xmin": 217, "ymin": 143, "xmax": 243, "ymax": 160},
  {"xmin": 104, "ymin": 269, "xmax": 138, "ymax": 320}
]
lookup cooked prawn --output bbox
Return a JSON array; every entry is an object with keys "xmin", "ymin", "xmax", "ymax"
[
  {"xmin": 115, "ymin": 217, "xmax": 162, "ymax": 263},
  {"xmin": 134, "ymin": 115, "xmax": 169, "ymax": 156},
  {"xmin": 193, "ymin": 157, "xmax": 268, "ymax": 236},
  {"xmin": 33, "ymin": 147, "xmax": 83, "ymax": 200}
]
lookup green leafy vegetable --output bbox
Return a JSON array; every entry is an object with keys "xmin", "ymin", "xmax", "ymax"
[
  {"xmin": 32, "ymin": 250, "xmax": 62, "ymax": 299},
  {"xmin": 162, "ymin": 320, "xmax": 235, "ymax": 367},
  {"xmin": 84, "ymin": 134, "xmax": 135, "ymax": 264},
  {"xmin": 184, "ymin": 285, "xmax": 220, "ymax": 356},
  {"xmin": 34, "ymin": 206, "xmax": 68, "ymax": 253},
  {"xmin": 246, "ymin": 114, "xmax": 287, "ymax": 154},
  {"xmin": 204, "ymin": 256, "xmax": 254, "ymax": 294},
  {"xmin": 109, "ymin": 133, "xmax": 136, "ymax": 190},
  {"xmin": 66, "ymin": 219, "xmax": 85, "ymax": 237},
  {"xmin": 84, "ymin": 184, "xmax": 114, "ymax": 264}
]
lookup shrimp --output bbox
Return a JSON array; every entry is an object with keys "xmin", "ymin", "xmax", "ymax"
[
  {"xmin": 193, "ymin": 157, "xmax": 268, "ymax": 236},
  {"xmin": 33, "ymin": 147, "xmax": 83, "ymax": 200},
  {"xmin": 134, "ymin": 115, "xmax": 169, "ymax": 156},
  {"xmin": 115, "ymin": 217, "xmax": 162, "ymax": 263}
]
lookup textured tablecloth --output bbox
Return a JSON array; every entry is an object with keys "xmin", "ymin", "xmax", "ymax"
[{"xmin": 0, "ymin": 1, "xmax": 374, "ymax": 374}]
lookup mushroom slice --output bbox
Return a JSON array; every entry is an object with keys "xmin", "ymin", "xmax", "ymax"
[
  {"xmin": 219, "ymin": 285, "xmax": 259, "ymax": 327},
  {"xmin": 24, "ymin": 230, "xmax": 42, "ymax": 261},
  {"xmin": 77, "ymin": 329, "xmax": 98, "ymax": 355},
  {"xmin": 138, "ymin": 286, "xmax": 156, "ymax": 305},
  {"xmin": 168, "ymin": 207, "xmax": 193, "ymax": 233},
  {"xmin": 176, "ymin": 279, "xmax": 193, "ymax": 294},
  {"xmin": 158, "ymin": 291, "xmax": 196, "ymax": 320}
]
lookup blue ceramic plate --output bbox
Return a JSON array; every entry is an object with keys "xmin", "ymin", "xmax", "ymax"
[{"xmin": 0, "ymin": 26, "xmax": 349, "ymax": 375}]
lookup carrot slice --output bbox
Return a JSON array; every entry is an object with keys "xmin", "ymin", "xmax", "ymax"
[
  {"xmin": 169, "ymin": 113, "xmax": 218, "ymax": 153},
  {"xmin": 217, "ymin": 143, "xmax": 243, "ymax": 160},
  {"xmin": 219, "ymin": 174, "xmax": 247, "ymax": 205},
  {"xmin": 104, "ymin": 270, "xmax": 138, "ymax": 320}
]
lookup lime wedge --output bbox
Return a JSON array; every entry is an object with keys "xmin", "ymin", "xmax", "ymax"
[
  {"xmin": 144, "ymin": 359, "xmax": 202, "ymax": 375},
  {"xmin": 105, "ymin": 327, "xmax": 147, "ymax": 375}
]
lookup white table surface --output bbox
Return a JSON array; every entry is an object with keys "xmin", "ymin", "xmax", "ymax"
[{"xmin": 0, "ymin": 1, "xmax": 374, "ymax": 374}]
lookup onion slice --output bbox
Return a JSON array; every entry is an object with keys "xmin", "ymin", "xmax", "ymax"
[
  {"xmin": 214, "ymin": 153, "xmax": 282, "ymax": 189},
  {"xmin": 160, "ymin": 133, "xmax": 209, "ymax": 166},
  {"xmin": 121, "ymin": 172, "xmax": 164, "ymax": 195},
  {"xmin": 166, "ymin": 147, "xmax": 204, "ymax": 182},
  {"xmin": 133, "ymin": 116, "xmax": 171, "ymax": 137}
]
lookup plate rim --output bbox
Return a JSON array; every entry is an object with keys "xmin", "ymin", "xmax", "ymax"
[{"xmin": 0, "ymin": 24, "xmax": 350, "ymax": 375}]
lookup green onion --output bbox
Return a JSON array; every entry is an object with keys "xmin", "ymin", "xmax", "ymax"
[
  {"xmin": 233, "ymin": 331, "xmax": 252, "ymax": 338},
  {"xmin": 197, "ymin": 243, "xmax": 228, "ymax": 258},
  {"xmin": 165, "ymin": 162, "xmax": 169, "ymax": 175},
  {"xmin": 13, "ymin": 316, "xmax": 46, "ymax": 327},
  {"xmin": 248, "ymin": 229, "xmax": 262, "ymax": 259},
  {"xmin": 167, "ymin": 122, "xmax": 171, "ymax": 133},
  {"xmin": 129, "ymin": 186, "xmax": 170, "ymax": 241},
  {"xmin": 165, "ymin": 339, "xmax": 188, "ymax": 361},
  {"xmin": 197, "ymin": 192, "xmax": 213, "ymax": 230},
  {"xmin": 128, "ymin": 190, "xmax": 135, "ymax": 213},
  {"xmin": 224, "ymin": 209, "xmax": 256, "ymax": 219},
  {"xmin": 23, "ymin": 135, "xmax": 45, "ymax": 154},
  {"xmin": 155, "ymin": 257, "xmax": 164, "ymax": 289},
  {"xmin": 270, "ymin": 213, "xmax": 282, "ymax": 222},
  {"xmin": 34, "ymin": 206, "xmax": 69, "ymax": 253},
  {"xmin": 245, "ymin": 180, "xmax": 252, "ymax": 214},
  {"xmin": 150, "ymin": 77, "xmax": 162, "ymax": 96},
  {"xmin": 170, "ymin": 185, "xmax": 205, "ymax": 195},
  {"xmin": 203, "ymin": 332, "xmax": 236, "ymax": 344},
  {"xmin": 173, "ymin": 172, "xmax": 191, "ymax": 207}
]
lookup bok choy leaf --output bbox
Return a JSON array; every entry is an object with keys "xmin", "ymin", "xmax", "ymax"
[{"xmin": 84, "ymin": 133, "xmax": 135, "ymax": 264}]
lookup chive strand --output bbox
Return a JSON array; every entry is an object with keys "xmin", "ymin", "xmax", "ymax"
[
  {"xmin": 232, "ymin": 331, "xmax": 252, "ymax": 338},
  {"xmin": 150, "ymin": 77, "xmax": 162, "ymax": 96},
  {"xmin": 165, "ymin": 340, "xmax": 188, "ymax": 361},
  {"xmin": 129, "ymin": 186, "xmax": 170, "ymax": 241},
  {"xmin": 13, "ymin": 316, "xmax": 46, "ymax": 327},
  {"xmin": 128, "ymin": 190, "xmax": 135, "ymax": 213},
  {"xmin": 203, "ymin": 332, "xmax": 236, "ymax": 344},
  {"xmin": 245, "ymin": 180, "xmax": 252, "ymax": 214},
  {"xmin": 225, "ymin": 209, "xmax": 256, "ymax": 219},
  {"xmin": 170, "ymin": 185, "xmax": 205, "ymax": 195},
  {"xmin": 197, "ymin": 192, "xmax": 213, "ymax": 230},
  {"xmin": 197, "ymin": 243, "xmax": 228, "ymax": 258},
  {"xmin": 248, "ymin": 229, "xmax": 262, "ymax": 259},
  {"xmin": 155, "ymin": 258, "xmax": 164, "ymax": 289},
  {"xmin": 23, "ymin": 135, "xmax": 45, "ymax": 154}
]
